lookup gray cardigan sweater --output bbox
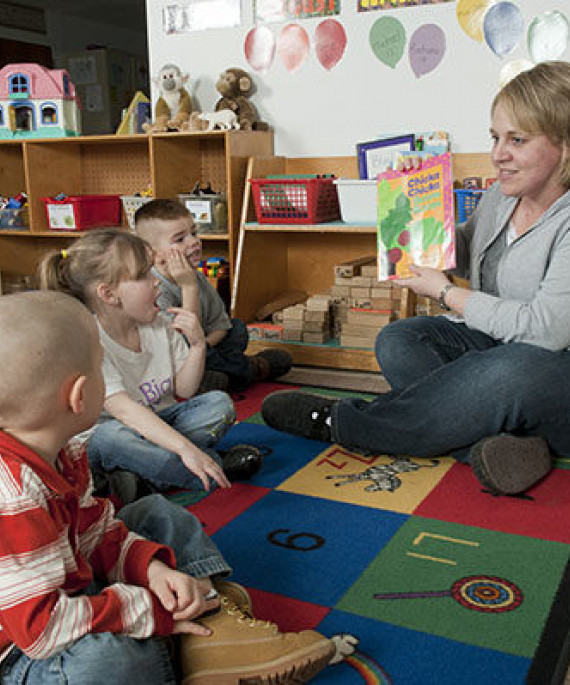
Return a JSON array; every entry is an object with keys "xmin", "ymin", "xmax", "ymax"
[{"xmin": 453, "ymin": 183, "xmax": 570, "ymax": 351}]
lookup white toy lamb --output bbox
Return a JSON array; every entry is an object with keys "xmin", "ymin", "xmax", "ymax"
[{"xmin": 198, "ymin": 110, "xmax": 240, "ymax": 131}]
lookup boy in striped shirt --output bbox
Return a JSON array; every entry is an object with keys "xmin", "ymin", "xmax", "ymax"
[{"xmin": 0, "ymin": 291, "xmax": 333, "ymax": 684}]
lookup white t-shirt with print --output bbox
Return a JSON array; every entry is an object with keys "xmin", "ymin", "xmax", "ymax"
[{"xmin": 97, "ymin": 313, "xmax": 189, "ymax": 416}]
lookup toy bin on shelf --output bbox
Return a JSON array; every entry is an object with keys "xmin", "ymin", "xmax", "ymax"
[
  {"xmin": 0, "ymin": 207, "xmax": 29, "ymax": 230},
  {"xmin": 121, "ymin": 195, "xmax": 153, "ymax": 230},
  {"xmin": 41, "ymin": 195, "xmax": 121, "ymax": 231},
  {"xmin": 334, "ymin": 179, "xmax": 377, "ymax": 223},
  {"xmin": 250, "ymin": 177, "xmax": 340, "ymax": 224},
  {"xmin": 177, "ymin": 193, "xmax": 227, "ymax": 234},
  {"xmin": 454, "ymin": 189, "xmax": 484, "ymax": 223}
]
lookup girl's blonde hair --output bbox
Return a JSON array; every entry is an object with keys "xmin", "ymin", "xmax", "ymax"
[
  {"xmin": 38, "ymin": 228, "xmax": 153, "ymax": 311},
  {"xmin": 492, "ymin": 60, "xmax": 570, "ymax": 188}
]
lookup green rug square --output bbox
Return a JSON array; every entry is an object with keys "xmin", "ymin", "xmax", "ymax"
[{"xmin": 336, "ymin": 516, "xmax": 570, "ymax": 658}]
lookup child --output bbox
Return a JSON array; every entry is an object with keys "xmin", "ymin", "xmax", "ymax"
[
  {"xmin": 0, "ymin": 290, "xmax": 335, "ymax": 683},
  {"xmin": 39, "ymin": 228, "xmax": 235, "ymax": 494},
  {"xmin": 134, "ymin": 199, "xmax": 292, "ymax": 392}
]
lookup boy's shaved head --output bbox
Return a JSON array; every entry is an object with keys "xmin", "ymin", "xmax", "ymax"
[{"xmin": 0, "ymin": 291, "xmax": 98, "ymax": 427}]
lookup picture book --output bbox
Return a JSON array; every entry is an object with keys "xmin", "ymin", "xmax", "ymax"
[{"xmin": 376, "ymin": 152, "xmax": 455, "ymax": 280}]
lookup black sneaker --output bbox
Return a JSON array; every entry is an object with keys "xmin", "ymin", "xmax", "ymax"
[
  {"xmin": 92, "ymin": 468, "xmax": 156, "ymax": 506},
  {"xmin": 220, "ymin": 444, "xmax": 264, "ymax": 482},
  {"xmin": 261, "ymin": 391, "xmax": 335, "ymax": 442}
]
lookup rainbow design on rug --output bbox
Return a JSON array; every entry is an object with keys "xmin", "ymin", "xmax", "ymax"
[{"xmin": 345, "ymin": 652, "xmax": 392, "ymax": 684}]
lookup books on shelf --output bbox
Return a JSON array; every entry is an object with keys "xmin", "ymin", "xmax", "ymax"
[
  {"xmin": 376, "ymin": 152, "xmax": 455, "ymax": 280},
  {"xmin": 356, "ymin": 131, "xmax": 450, "ymax": 179}
]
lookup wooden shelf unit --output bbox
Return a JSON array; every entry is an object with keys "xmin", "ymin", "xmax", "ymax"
[
  {"xmin": 0, "ymin": 130, "xmax": 273, "ymax": 282},
  {"xmin": 232, "ymin": 153, "xmax": 494, "ymax": 372}
]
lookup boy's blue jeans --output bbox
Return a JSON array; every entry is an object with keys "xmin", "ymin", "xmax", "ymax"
[
  {"xmin": 0, "ymin": 494, "xmax": 231, "ymax": 685},
  {"xmin": 87, "ymin": 391, "xmax": 236, "ymax": 491},
  {"xmin": 332, "ymin": 315, "xmax": 570, "ymax": 461}
]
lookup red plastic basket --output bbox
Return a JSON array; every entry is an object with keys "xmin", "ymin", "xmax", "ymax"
[
  {"xmin": 250, "ymin": 177, "xmax": 340, "ymax": 224},
  {"xmin": 41, "ymin": 194, "xmax": 121, "ymax": 231}
]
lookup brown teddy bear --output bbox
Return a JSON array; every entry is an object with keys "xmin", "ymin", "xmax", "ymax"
[{"xmin": 214, "ymin": 68, "xmax": 269, "ymax": 131}]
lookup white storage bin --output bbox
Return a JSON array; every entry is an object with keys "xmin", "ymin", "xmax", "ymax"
[{"xmin": 334, "ymin": 179, "xmax": 377, "ymax": 224}]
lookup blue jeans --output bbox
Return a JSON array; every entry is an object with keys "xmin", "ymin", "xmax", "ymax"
[
  {"xmin": 88, "ymin": 391, "xmax": 236, "ymax": 491},
  {"xmin": 206, "ymin": 318, "xmax": 252, "ymax": 390},
  {"xmin": 0, "ymin": 495, "xmax": 231, "ymax": 685},
  {"xmin": 332, "ymin": 315, "xmax": 570, "ymax": 461}
]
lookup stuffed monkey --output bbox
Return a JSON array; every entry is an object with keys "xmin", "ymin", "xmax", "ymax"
[
  {"xmin": 143, "ymin": 64, "xmax": 193, "ymax": 133},
  {"xmin": 214, "ymin": 68, "xmax": 268, "ymax": 131}
]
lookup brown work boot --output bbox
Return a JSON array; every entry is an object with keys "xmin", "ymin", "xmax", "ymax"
[
  {"xmin": 214, "ymin": 580, "xmax": 252, "ymax": 615},
  {"xmin": 180, "ymin": 594, "xmax": 335, "ymax": 684}
]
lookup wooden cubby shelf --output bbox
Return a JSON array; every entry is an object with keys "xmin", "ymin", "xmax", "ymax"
[
  {"xmin": 232, "ymin": 153, "xmax": 494, "ymax": 372},
  {"xmin": 0, "ymin": 130, "xmax": 273, "ymax": 285}
]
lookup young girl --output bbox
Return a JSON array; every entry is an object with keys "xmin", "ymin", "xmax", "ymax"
[{"xmin": 39, "ymin": 228, "xmax": 233, "ymax": 493}]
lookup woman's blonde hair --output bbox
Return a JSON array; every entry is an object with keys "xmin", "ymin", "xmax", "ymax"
[
  {"xmin": 492, "ymin": 60, "xmax": 570, "ymax": 188},
  {"xmin": 38, "ymin": 228, "xmax": 153, "ymax": 311}
]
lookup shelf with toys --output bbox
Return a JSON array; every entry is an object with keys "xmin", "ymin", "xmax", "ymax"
[
  {"xmin": 232, "ymin": 153, "xmax": 494, "ymax": 372},
  {"xmin": 0, "ymin": 130, "xmax": 273, "ymax": 290}
]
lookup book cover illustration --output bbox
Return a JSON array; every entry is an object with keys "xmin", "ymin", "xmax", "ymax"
[{"xmin": 376, "ymin": 152, "xmax": 455, "ymax": 280}]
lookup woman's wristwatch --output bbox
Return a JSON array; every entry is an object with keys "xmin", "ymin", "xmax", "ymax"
[{"xmin": 438, "ymin": 283, "xmax": 456, "ymax": 311}]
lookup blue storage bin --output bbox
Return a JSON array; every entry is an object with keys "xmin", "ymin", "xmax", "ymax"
[
  {"xmin": 0, "ymin": 207, "xmax": 28, "ymax": 230},
  {"xmin": 454, "ymin": 189, "xmax": 484, "ymax": 223}
]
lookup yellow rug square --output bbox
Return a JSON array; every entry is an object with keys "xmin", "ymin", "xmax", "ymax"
[{"xmin": 277, "ymin": 445, "xmax": 455, "ymax": 513}]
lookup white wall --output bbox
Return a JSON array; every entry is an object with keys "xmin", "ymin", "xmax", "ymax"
[{"xmin": 145, "ymin": 0, "xmax": 568, "ymax": 157}]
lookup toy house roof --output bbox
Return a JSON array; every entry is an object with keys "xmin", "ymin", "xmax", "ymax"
[{"xmin": 0, "ymin": 63, "xmax": 78, "ymax": 100}]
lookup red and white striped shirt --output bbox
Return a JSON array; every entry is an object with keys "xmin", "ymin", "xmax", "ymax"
[{"xmin": 0, "ymin": 431, "xmax": 176, "ymax": 660}]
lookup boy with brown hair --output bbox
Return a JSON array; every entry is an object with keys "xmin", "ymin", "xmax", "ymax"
[
  {"xmin": 135, "ymin": 199, "xmax": 292, "ymax": 392},
  {"xmin": 0, "ymin": 290, "xmax": 335, "ymax": 684}
]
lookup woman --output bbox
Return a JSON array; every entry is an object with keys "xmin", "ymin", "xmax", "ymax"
[{"xmin": 262, "ymin": 60, "xmax": 570, "ymax": 496}]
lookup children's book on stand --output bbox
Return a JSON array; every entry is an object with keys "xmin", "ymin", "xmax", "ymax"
[{"xmin": 376, "ymin": 152, "xmax": 455, "ymax": 281}]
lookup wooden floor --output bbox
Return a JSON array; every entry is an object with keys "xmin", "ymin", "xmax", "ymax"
[{"xmin": 279, "ymin": 365, "xmax": 390, "ymax": 393}]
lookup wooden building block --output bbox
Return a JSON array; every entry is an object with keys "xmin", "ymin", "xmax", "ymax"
[
  {"xmin": 282, "ymin": 304, "xmax": 306, "ymax": 321},
  {"xmin": 350, "ymin": 275, "xmax": 375, "ymax": 287},
  {"xmin": 305, "ymin": 310, "xmax": 330, "ymax": 323},
  {"xmin": 334, "ymin": 255, "xmax": 376, "ymax": 278},
  {"xmin": 347, "ymin": 308, "xmax": 392, "ymax": 327},
  {"xmin": 340, "ymin": 334, "xmax": 375, "ymax": 348},
  {"xmin": 350, "ymin": 287, "xmax": 371, "ymax": 299},
  {"xmin": 282, "ymin": 327, "xmax": 303, "ymax": 341},
  {"xmin": 303, "ymin": 330, "xmax": 331, "ymax": 343}
]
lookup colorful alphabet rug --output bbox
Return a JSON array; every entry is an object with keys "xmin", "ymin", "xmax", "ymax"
[{"xmin": 170, "ymin": 382, "xmax": 570, "ymax": 684}]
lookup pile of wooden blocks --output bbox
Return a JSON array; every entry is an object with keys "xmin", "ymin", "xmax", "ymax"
[
  {"xmin": 330, "ymin": 256, "xmax": 400, "ymax": 348},
  {"xmin": 280, "ymin": 294, "xmax": 332, "ymax": 344},
  {"xmin": 248, "ymin": 256, "xmax": 409, "ymax": 349}
]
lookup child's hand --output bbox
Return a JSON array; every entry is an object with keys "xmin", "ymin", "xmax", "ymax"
[
  {"xmin": 167, "ymin": 308, "xmax": 205, "ymax": 346},
  {"xmin": 179, "ymin": 444, "xmax": 231, "ymax": 490},
  {"xmin": 163, "ymin": 249, "xmax": 198, "ymax": 288},
  {"xmin": 147, "ymin": 560, "xmax": 219, "ymax": 635}
]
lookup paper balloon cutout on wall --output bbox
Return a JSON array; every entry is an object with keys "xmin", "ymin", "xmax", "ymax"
[
  {"xmin": 369, "ymin": 16, "xmax": 406, "ymax": 69},
  {"xmin": 456, "ymin": 0, "xmax": 493, "ymax": 42},
  {"xmin": 528, "ymin": 11, "xmax": 569, "ymax": 64},
  {"xmin": 409, "ymin": 24, "xmax": 446, "ymax": 78},
  {"xmin": 315, "ymin": 19, "xmax": 347, "ymax": 71},
  {"xmin": 498, "ymin": 59, "xmax": 534, "ymax": 88},
  {"xmin": 483, "ymin": 2, "xmax": 524, "ymax": 57},
  {"xmin": 245, "ymin": 26, "xmax": 276, "ymax": 73},
  {"xmin": 277, "ymin": 24, "xmax": 310, "ymax": 73}
]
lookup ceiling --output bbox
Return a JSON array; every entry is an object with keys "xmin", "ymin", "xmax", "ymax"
[{"xmin": 25, "ymin": 0, "xmax": 148, "ymax": 34}]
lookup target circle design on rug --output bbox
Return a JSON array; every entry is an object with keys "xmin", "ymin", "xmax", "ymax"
[{"xmin": 451, "ymin": 575, "xmax": 523, "ymax": 613}]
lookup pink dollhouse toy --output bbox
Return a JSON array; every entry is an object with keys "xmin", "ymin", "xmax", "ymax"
[{"xmin": 0, "ymin": 63, "xmax": 81, "ymax": 139}]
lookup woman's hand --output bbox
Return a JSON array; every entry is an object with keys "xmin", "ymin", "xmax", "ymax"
[{"xmin": 396, "ymin": 265, "xmax": 451, "ymax": 300}]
